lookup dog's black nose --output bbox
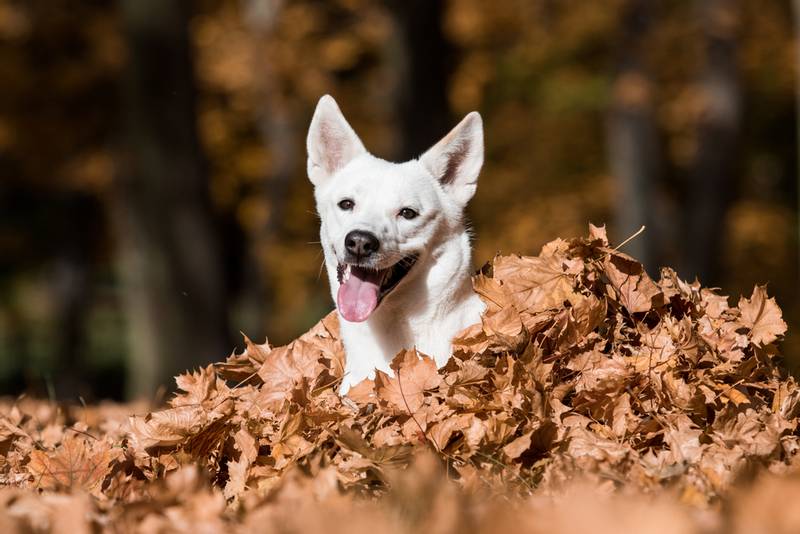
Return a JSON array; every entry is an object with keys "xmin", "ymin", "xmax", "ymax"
[{"xmin": 344, "ymin": 230, "xmax": 380, "ymax": 259}]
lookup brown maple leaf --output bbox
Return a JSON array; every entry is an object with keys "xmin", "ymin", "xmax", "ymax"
[
  {"xmin": 472, "ymin": 273, "xmax": 513, "ymax": 314},
  {"xmin": 481, "ymin": 306, "xmax": 527, "ymax": 352},
  {"xmin": 128, "ymin": 401, "xmax": 233, "ymax": 449},
  {"xmin": 492, "ymin": 250, "xmax": 580, "ymax": 314},
  {"xmin": 604, "ymin": 252, "xmax": 662, "ymax": 313},
  {"xmin": 28, "ymin": 434, "xmax": 118, "ymax": 494},
  {"xmin": 346, "ymin": 378, "xmax": 377, "ymax": 404},
  {"xmin": 375, "ymin": 350, "xmax": 441, "ymax": 414},
  {"xmin": 172, "ymin": 365, "xmax": 229, "ymax": 410},
  {"xmin": 427, "ymin": 414, "xmax": 473, "ymax": 451},
  {"xmin": 215, "ymin": 335, "xmax": 272, "ymax": 383},
  {"xmin": 738, "ymin": 285, "xmax": 787, "ymax": 346}
]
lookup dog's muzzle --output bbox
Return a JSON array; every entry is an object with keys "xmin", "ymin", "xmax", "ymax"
[{"xmin": 335, "ymin": 249, "xmax": 418, "ymax": 323}]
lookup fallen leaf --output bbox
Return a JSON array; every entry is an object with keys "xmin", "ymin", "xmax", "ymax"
[
  {"xmin": 738, "ymin": 285, "xmax": 787, "ymax": 346},
  {"xmin": 604, "ymin": 252, "xmax": 662, "ymax": 313},
  {"xmin": 375, "ymin": 351, "xmax": 442, "ymax": 414},
  {"xmin": 28, "ymin": 434, "xmax": 117, "ymax": 494}
]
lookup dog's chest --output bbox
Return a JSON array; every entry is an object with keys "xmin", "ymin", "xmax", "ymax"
[{"xmin": 383, "ymin": 290, "xmax": 484, "ymax": 362}]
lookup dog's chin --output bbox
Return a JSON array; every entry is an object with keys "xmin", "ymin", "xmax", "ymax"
[{"xmin": 335, "ymin": 255, "xmax": 418, "ymax": 322}]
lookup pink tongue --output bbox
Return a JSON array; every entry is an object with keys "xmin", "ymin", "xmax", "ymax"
[{"xmin": 337, "ymin": 267, "xmax": 381, "ymax": 322}]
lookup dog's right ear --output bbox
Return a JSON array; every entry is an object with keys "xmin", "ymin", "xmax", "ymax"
[{"xmin": 306, "ymin": 95, "xmax": 366, "ymax": 187}]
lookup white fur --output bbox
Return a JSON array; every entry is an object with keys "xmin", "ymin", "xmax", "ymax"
[{"xmin": 306, "ymin": 95, "xmax": 486, "ymax": 394}]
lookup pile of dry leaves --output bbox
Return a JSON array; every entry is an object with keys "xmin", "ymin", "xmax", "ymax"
[{"xmin": 1, "ymin": 225, "xmax": 799, "ymax": 532}]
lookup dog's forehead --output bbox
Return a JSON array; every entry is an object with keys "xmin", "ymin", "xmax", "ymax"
[{"xmin": 334, "ymin": 157, "xmax": 439, "ymax": 204}]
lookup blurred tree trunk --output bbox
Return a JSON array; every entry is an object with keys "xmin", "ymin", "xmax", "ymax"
[
  {"xmin": 116, "ymin": 0, "xmax": 231, "ymax": 399},
  {"xmin": 236, "ymin": 0, "xmax": 294, "ymax": 342},
  {"xmin": 682, "ymin": 0, "xmax": 741, "ymax": 284},
  {"xmin": 51, "ymin": 193, "xmax": 97, "ymax": 400},
  {"xmin": 792, "ymin": 0, "xmax": 800, "ymax": 284},
  {"xmin": 606, "ymin": 0, "xmax": 660, "ymax": 272},
  {"xmin": 386, "ymin": 0, "xmax": 452, "ymax": 160}
]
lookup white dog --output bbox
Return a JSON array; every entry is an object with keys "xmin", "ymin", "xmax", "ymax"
[{"xmin": 306, "ymin": 95, "xmax": 485, "ymax": 394}]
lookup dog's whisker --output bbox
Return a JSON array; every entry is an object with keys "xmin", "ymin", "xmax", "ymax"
[{"xmin": 317, "ymin": 255, "xmax": 326, "ymax": 281}]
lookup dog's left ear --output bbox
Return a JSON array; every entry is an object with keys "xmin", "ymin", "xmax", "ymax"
[{"xmin": 420, "ymin": 112, "xmax": 484, "ymax": 207}]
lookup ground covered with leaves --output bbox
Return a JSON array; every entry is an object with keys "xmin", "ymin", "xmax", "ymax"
[{"xmin": 2, "ymin": 226, "xmax": 800, "ymax": 533}]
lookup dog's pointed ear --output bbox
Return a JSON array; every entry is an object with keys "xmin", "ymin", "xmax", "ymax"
[
  {"xmin": 306, "ymin": 95, "xmax": 366, "ymax": 186},
  {"xmin": 420, "ymin": 111, "xmax": 484, "ymax": 207}
]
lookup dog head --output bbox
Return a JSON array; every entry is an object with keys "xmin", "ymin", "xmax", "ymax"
[{"xmin": 306, "ymin": 95, "xmax": 483, "ymax": 323}]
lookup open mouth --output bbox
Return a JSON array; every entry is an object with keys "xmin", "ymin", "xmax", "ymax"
[{"xmin": 335, "ymin": 256, "xmax": 418, "ymax": 323}]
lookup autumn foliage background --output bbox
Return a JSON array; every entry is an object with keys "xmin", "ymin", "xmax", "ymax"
[
  {"xmin": 1, "ymin": 0, "xmax": 800, "ymax": 531},
  {"xmin": 0, "ymin": 0, "xmax": 797, "ymax": 401}
]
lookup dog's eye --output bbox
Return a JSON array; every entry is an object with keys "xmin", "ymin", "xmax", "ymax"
[
  {"xmin": 399, "ymin": 207, "xmax": 419, "ymax": 220},
  {"xmin": 338, "ymin": 199, "xmax": 354, "ymax": 211}
]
